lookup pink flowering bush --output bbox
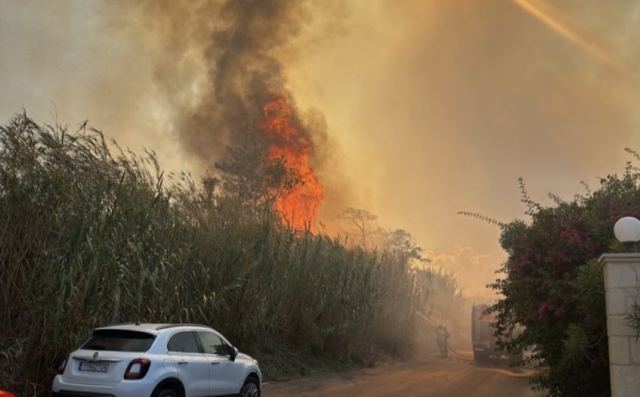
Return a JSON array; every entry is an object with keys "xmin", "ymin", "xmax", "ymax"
[{"xmin": 487, "ymin": 167, "xmax": 640, "ymax": 396}]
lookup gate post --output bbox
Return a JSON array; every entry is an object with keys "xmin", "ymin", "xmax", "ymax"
[{"xmin": 600, "ymin": 253, "xmax": 640, "ymax": 397}]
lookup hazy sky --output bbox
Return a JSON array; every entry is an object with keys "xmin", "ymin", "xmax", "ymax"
[{"xmin": 2, "ymin": 0, "xmax": 640, "ymax": 298}]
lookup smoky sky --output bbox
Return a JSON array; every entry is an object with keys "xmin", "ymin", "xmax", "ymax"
[
  {"xmin": 286, "ymin": 0, "xmax": 640, "ymax": 254},
  {"xmin": 2, "ymin": 0, "xmax": 640, "ymax": 296}
]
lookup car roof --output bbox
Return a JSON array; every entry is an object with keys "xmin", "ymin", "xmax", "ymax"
[{"xmin": 94, "ymin": 323, "xmax": 214, "ymax": 334}]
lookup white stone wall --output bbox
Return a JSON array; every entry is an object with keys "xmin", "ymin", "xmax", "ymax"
[{"xmin": 601, "ymin": 253, "xmax": 640, "ymax": 397}]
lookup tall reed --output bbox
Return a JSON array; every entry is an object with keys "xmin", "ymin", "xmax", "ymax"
[{"xmin": 0, "ymin": 115, "xmax": 459, "ymax": 396}]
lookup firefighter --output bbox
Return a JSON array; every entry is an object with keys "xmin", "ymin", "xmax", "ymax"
[
  {"xmin": 442, "ymin": 325, "xmax": 449, "ymax": 357},
  {"xmin": 436, "ymin": 325, "xmax": 450, "ymax": 357}
]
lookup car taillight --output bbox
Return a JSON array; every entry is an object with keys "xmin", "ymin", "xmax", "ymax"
[
  {"xmin": 57, "ymin": 358, "xmax": 67, "ymax": 375},
  {"xmin": 124, "ymin": 358, "xmax": 151, "ymax": 380}
]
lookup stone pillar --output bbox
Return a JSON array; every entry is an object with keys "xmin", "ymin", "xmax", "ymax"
[{"xmin": 600, "ymin": 253, "xmax": 640, "ymax": 397}]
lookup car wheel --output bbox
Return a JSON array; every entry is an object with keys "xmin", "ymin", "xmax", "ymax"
[
  {"xmin": 240, "ymin": 378, "xmax": 260, "ymax": 397},
  {"xmin": 152, "ymin": 388, "xmax": 179, "ymax": 397}
]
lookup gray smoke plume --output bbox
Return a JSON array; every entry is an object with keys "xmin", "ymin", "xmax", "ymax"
[{"xmin": 131, "ymin": 0, "xmax": 320, "ymax": 170}]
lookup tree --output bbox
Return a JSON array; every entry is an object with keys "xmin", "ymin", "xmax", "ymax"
[
  {"xmin": 383, "ymin": 228, "xmax": 426, "ymax": 262},
  {"xmin": 339, "ymin": 207, "xmax": 382, "ymax": 249},
  {"xmin": 215, "ymin": 124, "xmax": 299, "ymax": 218}
]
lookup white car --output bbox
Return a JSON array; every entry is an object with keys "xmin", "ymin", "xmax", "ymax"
[{"xmin": 51, "ymin": 323, "xmax": 262, "ymax": 397}]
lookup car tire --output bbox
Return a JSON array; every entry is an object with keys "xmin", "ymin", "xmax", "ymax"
[
  {"xmin": 240, "ymin": 377, "xmax": 261, "ymax": 397},
  {"xmin": 152, "ymin": 388, "xmax": 179, "ymax": 397}
]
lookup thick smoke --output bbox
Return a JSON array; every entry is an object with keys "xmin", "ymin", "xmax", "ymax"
[{"xmin": 130, "ymin": 0, "xmax": 323, "ymax": 172}]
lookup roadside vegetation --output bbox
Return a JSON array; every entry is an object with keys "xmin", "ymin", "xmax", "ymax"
[
  {"xmin": 0, "ymin": 114, "xmax": 460, "ymax": 396},
  {"xmin": 469, "ymin": 158, "xmax": 640, "ymax": 397}
]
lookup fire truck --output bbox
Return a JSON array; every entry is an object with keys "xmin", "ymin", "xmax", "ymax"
[
  {"xmin": 471, "ymin": 304, "xmax": 496, "ymax": 362},
  {"xmin": 471, "ymin": 303, "xmax": 523, "ymax": 364}
]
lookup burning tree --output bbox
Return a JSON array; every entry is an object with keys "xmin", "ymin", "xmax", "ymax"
[
  {"xmin": 214, "ymin": 94, "xmax": 325, "ymax": 231},
  {"xmin": 260, "ymin": 96, "xmax": 325, "ymax": 230}
]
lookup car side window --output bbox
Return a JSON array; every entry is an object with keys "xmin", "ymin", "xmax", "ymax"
[
  {"xmin": 197, "ymin": 331, "xmax": 227, "ymax": 355},
  {"xmin": 167, "ymin": 331, "xmax": 201, "ymax": 353}
]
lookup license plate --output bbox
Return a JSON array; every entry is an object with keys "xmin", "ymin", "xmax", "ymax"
[{"xmin": 79, "ymin": 361, "xmax": 109, "ymax": 372}]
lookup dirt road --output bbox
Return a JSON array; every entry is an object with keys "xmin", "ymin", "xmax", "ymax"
[{"xmin": 264, "ymin": 356, "xmax": 543, "ymax": 397}]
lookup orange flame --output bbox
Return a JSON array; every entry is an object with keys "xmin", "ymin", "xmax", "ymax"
[{"xmin": 260, "ymin": 96, "xmax": 324, "ymax": 230}]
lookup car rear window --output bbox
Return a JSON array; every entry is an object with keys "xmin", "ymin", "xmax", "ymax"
[{"xmin": 82, "ymin": 329, "xmax": 155, "ymax": 352}]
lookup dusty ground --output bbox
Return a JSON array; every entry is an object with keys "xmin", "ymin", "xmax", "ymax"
[{"xmin": 264, "ymin": 353, "xmax": 544, "ymax": 397}]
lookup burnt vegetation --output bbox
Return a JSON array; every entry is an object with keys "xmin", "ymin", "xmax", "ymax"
[{"xmin": 0, "ymin": 114, "xmax": 459, "ymax": 396}]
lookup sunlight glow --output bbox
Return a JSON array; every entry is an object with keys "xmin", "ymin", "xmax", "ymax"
[{"xmin": 512, "ymin": 0, "xmax": 632, "ymax": 78}]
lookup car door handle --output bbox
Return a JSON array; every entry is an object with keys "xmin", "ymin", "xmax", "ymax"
[
  {"xmin": 211, "ymin": 362, "xmax": 220, "ymax": 366},
  {"xmin": 178, "ymin": 360, "xmax": 189, "ymax": 365}
]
